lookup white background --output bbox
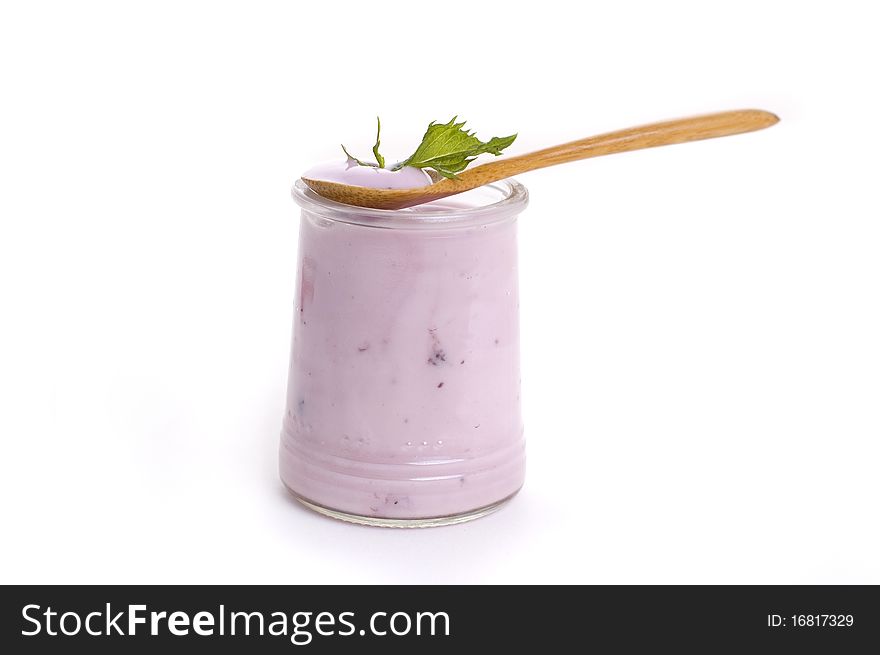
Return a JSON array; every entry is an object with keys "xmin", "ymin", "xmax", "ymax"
[{"xmin": 2, "ymin": 1, "xmax": 878, "ymax": 584}]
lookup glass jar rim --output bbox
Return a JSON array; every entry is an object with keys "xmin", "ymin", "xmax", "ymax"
[{"xmin": 291, "ymin": 178, "xmax": 528, "ymax": 229}]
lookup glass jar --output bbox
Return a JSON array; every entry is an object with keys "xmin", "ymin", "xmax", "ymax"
[{"xmin": 280, "ymin": 178, "xmax": 528, "ymax": 527}]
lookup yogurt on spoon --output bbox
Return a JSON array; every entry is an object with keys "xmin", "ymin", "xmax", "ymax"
[
  {"xmin": 302, "ymin": 158, "xmax": 432, "ymax": 190},
  {"xmin": 301, "ymin": 116, "xmax": 515, "ymax": 196}
]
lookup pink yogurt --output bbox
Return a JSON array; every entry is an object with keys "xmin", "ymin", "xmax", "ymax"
[{"xmin": 280, "ymin": 167, "xmax": 528, "ymax": 525}]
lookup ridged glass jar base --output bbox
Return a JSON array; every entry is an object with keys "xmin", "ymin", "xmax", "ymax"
[{"xmin": 285, "ymin": 484, "xmax": 520, "ymax": 528}]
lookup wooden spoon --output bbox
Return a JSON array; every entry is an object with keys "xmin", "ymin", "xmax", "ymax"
[{"xmin": 302, "ymin": 109, "xmax": 779, "ymax": 210}]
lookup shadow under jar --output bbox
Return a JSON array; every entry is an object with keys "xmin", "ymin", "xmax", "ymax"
[{"xmin": 280, "ymin": 178, "xmax": 528, "ymax": 527}]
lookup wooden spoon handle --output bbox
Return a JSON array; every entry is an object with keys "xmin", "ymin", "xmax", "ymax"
[{"xmin": 449, "ymin": 109, "xmax": 779, "ymax": 189}]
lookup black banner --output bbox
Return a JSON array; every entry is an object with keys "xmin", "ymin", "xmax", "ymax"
[{"xmin": 1, "ymin": 585, "xmax": 876, "ymax": 652}]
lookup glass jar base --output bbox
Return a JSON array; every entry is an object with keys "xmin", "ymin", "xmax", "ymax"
[{"xmin": 285, "ymin": 484, "xmax": 520, "ymax": 528}]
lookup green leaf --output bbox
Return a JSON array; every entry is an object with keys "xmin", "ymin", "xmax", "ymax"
[
  {"xmin": 341, "ymin": 116, "xmax": 385, "ymax": 168},
  {"xmin": 341, "ymin": 143, "xmax": 377, "ymax": 168},
  {"xmin": 394, "ymin": 117, "xmax": 516, "ymax": 178},
  {"xmin": 372, "ymin": 116, "xmax": 385, "ymax": 169}
]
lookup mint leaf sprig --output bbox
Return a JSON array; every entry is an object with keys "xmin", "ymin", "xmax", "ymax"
[
  {"xmin": 342, "ymin": 116, "xmax": 384, "ymax": 168},
  {"xmin": 393, "ymin": 117, "xmax": 516, "ymax": 178},
  {"xmin": 371, "ymin": 117, "xmax": 385, "ymax": 169},
  {"xmin": 341, "ymin": 116, "xmax": 517, "ymax": 179}
]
